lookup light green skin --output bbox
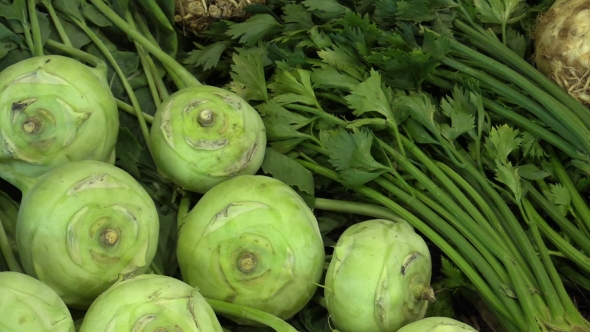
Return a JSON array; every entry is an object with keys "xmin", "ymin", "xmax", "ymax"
[
  {"xmin": 0, "ymin": 189, "xmax": 19, "ymax": 260},
  {"xmin": 396, "ymin": 317, "xmax": 478, "ymax": 332},
  {"xmin": 0, "ymin": 55, "xmax": 119, "ymax": 189},
  {"xmin": 150, "ymin": 85, "xmax": 266, "ymax": 194},
  {"xmin": 80, "ymin": 274, "xmax": 223, "ymax": 332},
  {"xmin": 177, "ymin": 175, "xmax": 324, "ymax": 323},
  {"xmin": 0, "ymin": 271, "xmax": 75, "ymax": 332},
  {"xmin": 325, "ymin": 219, "xmax": 432, "ymax": 332},
  {"xmin": 16, "ymin": 160, "xmax": 160, "ymax": 309}
]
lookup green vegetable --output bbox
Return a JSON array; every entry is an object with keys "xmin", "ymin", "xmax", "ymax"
[
  {"xmin": 176, "ymin": 175, "xmax": 324, "ymax": 324},
  {"xmin": 16, "ymin": 160, "xmax": 159, "ymax": 309},
  {"xmin": 79, "ymin": 274, "xmax": 223, "ymax": 332},
  {"xmin": 534, "ymin": 0, "xmax": 590, "ymax": 105},
  {"xmin": 0, "ymin": 55, "xmax": 119, "ymax": 189},
  {"xmin": 0, "ymin": 271, "xmax": 75, "ymax": 331},
  {"xmin": 0, "ymin": 190, "xmax": 19, "ymax": 265},
  {"xmin": 150, "ymin": 85, "xmax": 266, "ymax": 194},
  {"xmin": 325, "ymin": 219, "xmax": 433, "ymax": 332},
  {"xmin": 396, "ymin": 317, "xmax": 478, "ymax": 331}
]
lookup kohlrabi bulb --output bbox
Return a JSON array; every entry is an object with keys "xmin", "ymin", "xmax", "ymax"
[
  {"xmin": 325, "ymin": 219, "xmax": 433, "ymax": 332},
  {"xmin": 150, "ymin": 85, "xmax": 266, "ymax": 194},
  {"xmin": 79, "ymin": 274, "xmax": 223, "ymax": 332},
  {"xmin": 16, "ymin": 160, "xmax": 159, "ymax": 309},
  {"xmin": 0, "ymin": 55, "xmax": 119, "ymax": 189},
  {"xmin": 176, "ymin": 175, "xmax": 324, "ymax": 324},
  {"xmin": 396, "ymin": 317, "xmax": 478, "ymax": 332},
  {"xmin": 0, "ymin": 271, "xmax": 75, "ymax": 332},
  {"xmin": 534, "ymin": 0, "xmax": 590, "ymax": 104}
]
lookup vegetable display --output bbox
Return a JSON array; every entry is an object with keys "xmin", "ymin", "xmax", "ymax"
[
  {"xmin": 79, "ymin": 274, "xmax": 223, "ymax": 332},
  {"xmin": 150, "ymin": 85, "xmax": 266, "ymax": 194},
  {"xmin": 1, "ymin": 0, "xmax": 590, "ymax": 331},
  {"xmin": 16, "ymin": 160, "xmax": 159, "ymax": 309},
  {"xmin": 177, "ymin": 175, "xmax": 325, "ymax": 323},
  {"xmin": 0, "ymin": 55, "xmax": 119, "ymax": 188},
  {"xmin": 325, "ymin": 219, "xmax": 433, "ymax": 332},
  {"xmin": 0, "ymin": 271, "xmax": 75, "ymax": 332}
]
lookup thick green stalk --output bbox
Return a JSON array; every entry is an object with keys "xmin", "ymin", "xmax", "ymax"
[
  {"xmin": 559, "ymin": 265, "xmax": 590, "ymax": 292},
  {"xmin": 206, "ymin": 299, "xmax": 298, "ymax": 332},
  {"xmin": 383, "ymin": 174, "xmax": 512, "ymax": 286},
  {"xmin": 0, "ymin": 218, "xmax": 22, "ymax": 273},
  {"xmin": 435, "ymin": 162, "xmax": 533, "ymax": 284},
  {"xmin": 116, "ymin": 100, "xmax": 154, "ymax": 123},
  {"xmin": 528, "ymin": 184, "xmax": 590, "ymax": 254},
  {"xmin": 72, "ymin": 19, "xmax": 152, "ymax": 153},
  {"xmin": 426, "ymin": 76, "xmax": 584, "ymax": 160},
  {"xmin": 548, "ymin": 151, "xmax": 590, "ymax": 233},
  {"xmin": 313, "ymin": 198, "xmax": 406, "ymax": 223},
  {"xmin": 177, "ymin": 195, "xmax": 191, "ymax": 230},
  {"xmin": 27, "ymin": 0, "xmax": 43, "ymax": 57},
  {"xmin": 296, "ymin": 160, "xmax": 522, "ymax": 330},
  {"xmin": 89, "ymin": 0, "xmax": 200, "ymax": 88},
  {"xmin": 41, "ymin": 1, "xmax": 72, "ymax": 46},
  {"xmin": 523, "ymin": 199, "xmax": 590, "ymax": 328},
  {"xmin": 453, "ymin": 19, "xmax": 590, "ymax": 127},
  {"xmin": 445, "ymin": 43, "xmax": 590, "ymax": 154}
]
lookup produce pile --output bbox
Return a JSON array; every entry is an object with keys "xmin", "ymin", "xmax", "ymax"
[{"xmin": 0, "ymin": 0, "xmax": 589, "ymax": 331}]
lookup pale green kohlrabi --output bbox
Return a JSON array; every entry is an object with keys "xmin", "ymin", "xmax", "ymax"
[
  {"xmin": 0, "ymin": 271, "xmax": 75, "ymax": 331},
  {"xmin": 0, "ymin": 55, "xmax": 119, "ymax": 190},
  {"xmin": 150, "ymin": 85, "xmax": 266, "ymax": 194},
  {"xmin": 534, "ymin": 0, "xmax": 590, "ymax": 104},
  {"xmin": 325, "ymin": 219, "xmax": 434, "ymax": 332},
  {"xmin": 396, "ymin": 317, "xmax": 478, "ymax": 332},
  {"xmin": 16, "ymin": 160, "xmax": 159, "ymax": 309},
  {"xmin": 79, "ymin": 274, "xmax": 223, "ymax": 332},
  {"xmin": 176, "ymin": 175, "xmax": 324, "ymax": 324}
]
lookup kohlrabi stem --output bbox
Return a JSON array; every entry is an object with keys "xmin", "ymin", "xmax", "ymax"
[
  {"xmin": 177, "ymin": 195, "xmax": 191, "ymax": 230},
  {"xmin": 27, "ymin": 0, "xmax": 43, "ymax": 57},
  {"xmin": 126, "ymin": 12, "xmax": 161, "ymax": 107},
  {"xmin": 523, "ymin": 199, "xmax": 590, "ymax": 328},
  {"xmin": 0, "ymin": 218, "xmax": 22, "ymax": 273},
  {"xmin": 44, "ymin": 39, "xmax": 105, "ymax": 69},
  {"xmin": 41, "ymin": 1, "xmax": 72, "ymax": 47},
  {"xmin": 548, "ymin": 150, "xmax": 590, "ymax": 233},
  {"xmin": 313, "ymin": 198, "xmax": 405, "ymax": 222},
  {"xmin": 72, "ymin": 19, "xmax": 152, "ymax": 152},
  {"xmin": 89, "ymin": 0, "xmax": 200, "ymax": 88},
  {"xmin": 205, "ymin": 299, "xmax": 298, "ymax": 332},
  {"xmin": 116, "ymin": 100, "xmax": 154, "ymax": 123},
  {"xmin": 295, "ymin": 159, "xmax": 521, "ymax": 331}
]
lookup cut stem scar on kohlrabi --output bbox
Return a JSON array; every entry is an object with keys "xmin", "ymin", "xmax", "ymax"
[
  {"xmin": 0, "ymin": 55, "xmax": 119, "ymax": 190},
  {"xmin": 15, "ymin": 160, "xmax": 159, "ymax": 309},
  {"xmin": 176, "ymin": 175, "xmax": 324, "ymax": 324}
]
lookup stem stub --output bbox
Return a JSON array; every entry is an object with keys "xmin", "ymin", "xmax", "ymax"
[
  {"xmin": 237, "ymin": 252, "xmax": 257, "ymax": 273},
  {"xmin": 197, "ymin": 109, "xmax": 214, "ymax": 127},
  {"xmin": 23, "ymin": 117, "xmax": 42, "ymax": 134},
  {"xmin": 100, "ymin": 228, "xmax": 119, "ymax": 247}
]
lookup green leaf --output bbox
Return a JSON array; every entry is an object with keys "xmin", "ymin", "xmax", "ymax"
[
  {"xmin": 506, "ymin": 27, "xmax": 526, "ymax": 59},
  {"xmin": 261, "ymin": 148, "xmax": 315, "ymax": 195},
  {"xmin": 396, "ymin": 93, "xmax": 439, "ymax": 134},
  {"xmin": 311, "ymin": 66, "xmax": 360, "ymax": 90},
  {"xmin": 485, "ymin": 124, "xmax": 522, "ymax": 162},
  {"xmin": 521, "ymin": 132, "xmax": 547, "ymax": 159},
  {"xmin": 309, "ymin": 26, "xmax": 332, "ymax": 49},
  {"xmin": 439, "ymin": 86, "xmax": 476, "ymax": 142},
  {"xmin": 269, "ymin": 69, "xmax": 317, "ymax": 106},
  {"xmin": 184, "ymin": 41, "xmax": 231, "ymax": 71},
  {"xmin": 550, "ymin": 183, "xmax": 571, "ymax": 216},
  {"xmin": 516, "ymin": 164, "xmax": 549, "ymax": 180},
  {"xmin": 494, "ymin": 160, "xmax": 522, "ymax": 202},
  {"xmin": 317, "ymin": 43, "xmax": 366, "ymax": 81},
  {"xmin": 115, "ymin": 126, "xmax": 143, "ymax": 178},
  {"xmin": 282, "ymin": 3, "xmax": 315, "ymax": 30},
  {"xmin": 0, "ymin": 0, "xmax": 26, "ymax": 21},
  {"xmin": 345, "ymin": 69, "xmax": 394, "ymax": 120},
  {"xmin": 302, "ymin": 0, "xmax": 349, "ymax": 20},
  {"xmin": 226, "ymin": 14, "xmax": 282, "ymax": 46},
  {"xmin": 230, "ymin": 46, "xmax": 268, "ymax": 101},
  {"xmin": 473, "ymin": 0, "xmax": 524, "ymax": 26}
]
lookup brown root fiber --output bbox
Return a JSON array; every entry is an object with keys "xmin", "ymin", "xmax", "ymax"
[
  {"xmin": 533, "ymin": 0, "xmax": 590, "ymax": 105},
  {"xmin": 174, "ymin": 0, "xmax": 267, "ymax": 35}
]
